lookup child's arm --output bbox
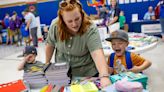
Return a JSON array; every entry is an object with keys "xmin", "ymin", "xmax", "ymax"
[
  {"xmin": 17, "ymin": 59, "xmax": 26, "ymax": 71},
  {"xmin": 17, "ymin": 55, "xmax": 31, "ymax": 71},
  {"xmin": 129, "ymin": 59, "xmax": 152, "ymax": 73}
]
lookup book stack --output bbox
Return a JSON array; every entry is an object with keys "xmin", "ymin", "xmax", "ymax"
[
  {"xmin": 23, "ymin": 71, "xmax": 48, "ymax": 89},
  {"xmin": 45, "ymin": 62, "xmax": 70, "ymax": 86}
]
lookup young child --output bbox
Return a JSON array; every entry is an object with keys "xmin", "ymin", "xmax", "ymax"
[
  {"xmin": 20, "ymin": 18, "xmax": 31, "ymax": 46},
  {"xmin": 119, "ymin": 11, "xmax": 126, "ymax": 30},
  {"xmin": 18, "ymin": 46, "xmax": 44, "ymax": 72},
  {"xmin": 106, "ymin": 30, "xmax": 152, "ymax": 75}
]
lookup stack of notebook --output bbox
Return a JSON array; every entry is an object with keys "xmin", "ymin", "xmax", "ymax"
[
  {"xmin": 23, "ymin": 71, "xmax": 48, "ymax": 89},
  {"xmin": 45, "ymin": 62, "xmax": 70, "ymax": 86}
]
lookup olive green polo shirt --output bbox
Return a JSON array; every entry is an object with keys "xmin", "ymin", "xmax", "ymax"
[{"xmin": 46, "ymin": 21, "xmax": 102, "ymax": 77}]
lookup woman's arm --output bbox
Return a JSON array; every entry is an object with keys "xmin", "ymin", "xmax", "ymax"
[
  {"xmin": 45, "ymin": 44, "xmax": 55, "ymax": 64},
  {"xmin": 91, "ymin": 49, "xmax": 111, "ymax": 87},
  {"xmin": 109, "ymin": 16, "xmax": 118, "ymax": 25}
]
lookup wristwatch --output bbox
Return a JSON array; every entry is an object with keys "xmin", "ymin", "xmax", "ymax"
[{"xmin": 99, "ymin": 74, "xmax": 109, "ymax": 79}]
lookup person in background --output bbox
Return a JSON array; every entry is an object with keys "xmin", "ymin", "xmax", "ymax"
[
  {"xmin": 143, "ymin": 6, "xmax": 156, "ymax": 20},
  {"xmin": 159, "ymin": 0, "xmax": 164, "ymax": 41},
  {"xmin": 99, "ymin": 5, "xmax": 108, "ymax": 19},
  {"xmin": 95, "ymin": 6, "xmax": 100, "ymax": 19},
  {"xmin": 45, "ymin": 0, "xmax": 111, "ymax": 87},
  {"xmin": 20, "ymin": 18, "xmax": 30, "ymax": 46},
  {"xmin": 108, "ymin": 0, "xmax": 120, "ymax": 25},
  {"xmin": 43, "ymin": 25, "xmax": 49, "ymax": 41},
  {"xmin": 106, "ymin": 30, "xmax": 152, "ymax": 75},
  {"xmin": 22, "ymin": 9, "xmax": 38, "ymax": 47},
  {"xmin": 119, "ymin": 11, "xmax": 126, "ymax": 30},
  {"xmin": 155, "ymin": 3, "xmax": 160, "ymax": 19},
  {"xmin": 3, "ymin": 13, "xmax": 11, "ymax": 45},
  {"xmin": 8, "ymin": 13, "xmax": 17, "ymax": 45},
  {"xmin": 0, "ymin": 20, "xmax": 3, "ymax": 44},
  {"xmin": 13, "ymin": 11, "xmax": 22, "ymax": 46}
]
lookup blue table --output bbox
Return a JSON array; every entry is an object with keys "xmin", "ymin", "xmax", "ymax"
[{"xmin": 130, "ymin": 20, "xmax": 160, "ymax": 33}]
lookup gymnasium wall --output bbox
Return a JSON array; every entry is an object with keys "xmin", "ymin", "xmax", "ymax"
[{"xmin": 0, "ymin": 0, "xmax": 159, "ymax": 28}]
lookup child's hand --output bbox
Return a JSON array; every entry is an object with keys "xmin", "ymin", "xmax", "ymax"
[
  {"xmin": 129, "ymin": 66, "xmax": 141, "ymax": 73},
  {"xmin": 24, "ymin": 54, "xmax": 33, "ymax": 62}
]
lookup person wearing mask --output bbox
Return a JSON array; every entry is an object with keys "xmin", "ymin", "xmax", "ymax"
[{"xmin": 45, "ymin": 0, "xmax": 111, "ymax": 88}]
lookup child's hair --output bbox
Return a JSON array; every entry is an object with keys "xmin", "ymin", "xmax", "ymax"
[{"xmin": 21, "ymin": 18, "xmax": 25, "ymax": 23}]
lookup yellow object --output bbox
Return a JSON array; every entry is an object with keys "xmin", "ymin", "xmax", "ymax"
[
  {"xmin": 70, "ymin": 82, "xmax": 98, "ymax": 92},
  {"xmin": 40, "ymin": 85, "xmax": 48, "ymax": 92},
  {"xmin": 70, "ymin": 85, "xmax": 83, "ymax": 92}
]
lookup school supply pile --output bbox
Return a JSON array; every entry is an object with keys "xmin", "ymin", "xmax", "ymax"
[{"xmin": 110, "ymin": 72, "xmax": 148, "ymax": 89}]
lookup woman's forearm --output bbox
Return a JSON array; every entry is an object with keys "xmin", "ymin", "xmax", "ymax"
[{"xmin": 45, "ymin": 44, "xmax": 55, "ymax": 64}]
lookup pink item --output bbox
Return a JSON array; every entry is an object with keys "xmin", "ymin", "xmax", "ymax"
[{"xmin": 115, "ymin": 79, "xmax": 143, "ymax": 92}]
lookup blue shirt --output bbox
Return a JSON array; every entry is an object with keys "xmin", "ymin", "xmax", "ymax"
[
  {"xmin": 143, "ymin": 11, "xmax": 155, "ymax": 20},
  {"xmin": 4, "ymin": 18, "xmax": 10, "ymax": 28},
  {"xmin": 160, "ymin": 5, "xmax": 164, "ymax": 18}
]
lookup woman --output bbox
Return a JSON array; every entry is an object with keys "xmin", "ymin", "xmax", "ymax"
[
  {"xmin": 159, "ymin": 0, "xmax": 164, "ymax": 41},
  {"xmin": 45, "ymin": 0, "xmax": 111, "ymax": 87},
  {"xmin": 108, "ymin": 0, "xmax": 120, "ymax": 25}
]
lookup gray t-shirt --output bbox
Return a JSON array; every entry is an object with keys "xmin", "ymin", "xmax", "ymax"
[
  {"xmin": 24, "ymin": 61, "xmax": 44, "ymax": 73},
  {"xmin": 24, "ymin": 12, "xmax": 37, "ymax": 29}
]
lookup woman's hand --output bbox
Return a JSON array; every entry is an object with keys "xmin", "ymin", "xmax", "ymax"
[{"xmin": 100, "ymin": 77, "xmax": 111, "ymax": 88}]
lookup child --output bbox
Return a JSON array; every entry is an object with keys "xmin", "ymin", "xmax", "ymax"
[
  {"xmin": 20, "ymin": 18, "xmax": 30, "ymax": 46},
  {"xmin": 17, "ymin": 46, "xmax": 48, "ymax": 89},
  {"xmin": 105, "ymin": 30, "xmax": 151, "ymax": 74},
  {"xmin": 18, "ymin": 46, "xmax": 44, "ymax": 72},
  {"xmin": 119, "ymin": 11, "xmax": 126, "ymax": 30}
]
